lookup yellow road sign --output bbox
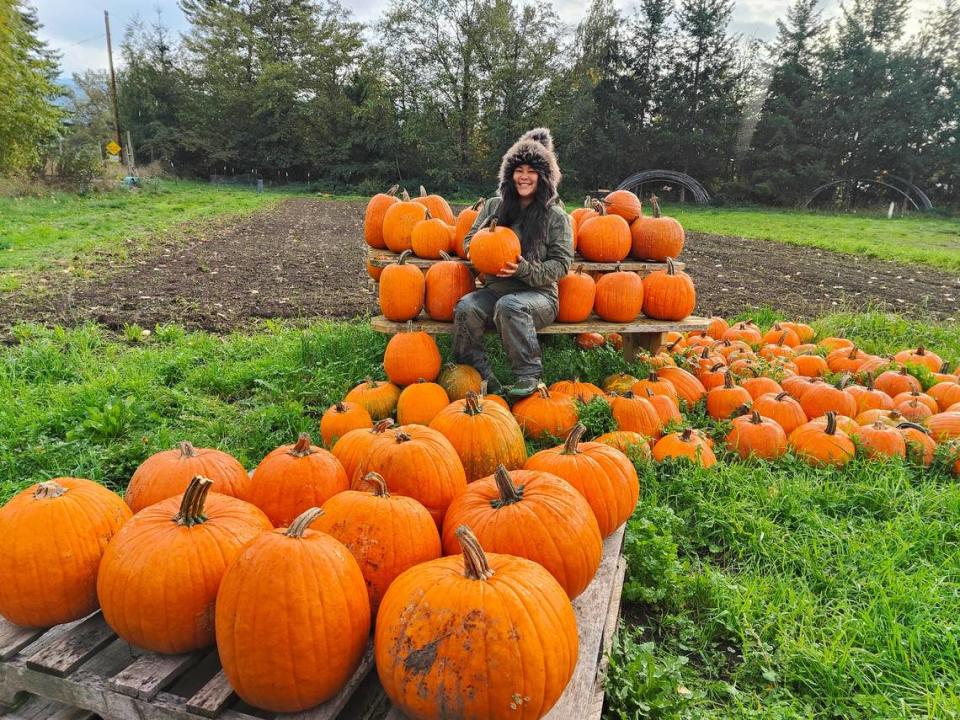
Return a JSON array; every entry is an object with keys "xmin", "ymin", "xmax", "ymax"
[{"xmin": 106, "ymin": 140, "xmax": 121, "ymax": 156}]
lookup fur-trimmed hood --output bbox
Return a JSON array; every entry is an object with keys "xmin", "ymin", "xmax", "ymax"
[{"xmin": 498, "ymin": 127, "xmax": 562, "ymax": 191}]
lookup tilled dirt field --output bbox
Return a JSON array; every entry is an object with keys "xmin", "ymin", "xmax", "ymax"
[{"xmin": 2, "ymin": 198, "xmax": 958, "ymax": 333}]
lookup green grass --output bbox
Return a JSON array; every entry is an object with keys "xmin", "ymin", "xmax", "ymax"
[
  {"xmin": 0, "ymin": 179, "xmax": 290, "ymax": 290},
  {"xmin": 662, "ymin": 204, "xmax": 960, "ymax": 271},
  {"xmin": 2, "ymin": 310, "xmax": 959, "ymax": 717}
]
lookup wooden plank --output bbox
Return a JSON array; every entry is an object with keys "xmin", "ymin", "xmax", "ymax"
[
  {"xmin": 367, "ymin": 248, "xmax": 684, "ymax": 273},
  {"xmin": 587, "ymin": 555, "xmax": 629, "ymax": 719},
  {"xmin": 371, "ymin": 314, "xmax": 710, "ymax": 336},
  {"xmin": 108, "ymin": 650, "xmax": 206, "ymax": 701},
  {"xmin": 24, "ymin": 614, "xmax": 115, "ymax": 678},
  {"xmin": 0, "ymin": 694, "xmax": 95, "ymax": 719},
  {"xmin": 281, "ymin": 642, "xmax": 375, "ymax": 719},
  {"xmin": 0, "ymin": 622, "xmax": 44, "ymax": 663},
  {"xmin": 184, "ymin": 670, "xmax": 235, "ymax": 718}
]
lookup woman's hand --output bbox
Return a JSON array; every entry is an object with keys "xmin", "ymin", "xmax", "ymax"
[{"xmin": 497, "ymin": 256, "xmax": 524, "ymax": 278}]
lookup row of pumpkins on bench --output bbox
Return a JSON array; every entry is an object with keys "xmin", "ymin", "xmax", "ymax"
[
  {"xmin": 379, "ymin": 251, "xmax": 696, "ymax": 323},
  {"xmin": 364, "ymin": 185, "xmax": 685, "ymax": 267}
]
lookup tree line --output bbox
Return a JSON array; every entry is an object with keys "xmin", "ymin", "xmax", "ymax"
[{"xmin": 3, "ymin": 0, "xmax": 959, "ymax": 207}]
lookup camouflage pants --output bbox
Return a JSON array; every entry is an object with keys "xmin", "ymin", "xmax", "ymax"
[{"xmin": 452, "ymin": 289, "xmax": 557, "ymax": 381}]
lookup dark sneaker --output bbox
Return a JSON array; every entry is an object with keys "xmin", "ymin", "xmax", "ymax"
[
  {"xmin": 483, "ymin": 374, "xmax": 503, "ymax": 395},
  {"xmin": 508, "ymin": 376, "xmax": 542, "ymax": 399}
]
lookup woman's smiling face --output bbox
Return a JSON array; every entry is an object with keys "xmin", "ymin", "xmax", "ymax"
[{"xmin": 513, "ymin": 164, "xmax": 538, "ymax": 199}]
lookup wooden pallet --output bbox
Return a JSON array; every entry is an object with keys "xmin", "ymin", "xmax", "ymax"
[
  {"xmin": 371, "ymin": 314, "xmax": 711, "ymax": 362},
  {"xmin": 367, "ymin": 247, "xmax": 684, "ymax": 273},
  {"xmin": 0, "ymin": 527, "xmax": 627, "ymax": 720}
]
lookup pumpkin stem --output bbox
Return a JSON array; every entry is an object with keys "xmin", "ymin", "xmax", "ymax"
[
  {"xmin": 563, "ymin": 423, "xmax": 587, "ymax": 454},
  {"xmin": 178, "ymin": 441, "xmax": 198, "ymax": 459},
  {"xmin": 723, "ymin": 371, "xmax": 735, "ymax": 389},
  {"xmin": 395, "ymin": 431, "xmax": 412, "ymax": 444},
  {"xmin": 681, "ymin": 428, "xmax": 694, "ymax": 442},
  {"xmin": 401, "ymin": 189, "xmax": 410, "ymax": 201},
  {"xmin": 285, "ymin": 507, "xmax": 324, "ymax": 538},
  {"xmin": 665, "ymin": 258, "xmax": 677, "ymax": 275},
  {"xmin": 917, "ymin": 346, "xmax": 926, "ymax": 356},
  {"xmin": 464, "ymin": 391, "xmax": 483, "ymax": 416},
  {"xmin": 847, "ymin": 345, "xmax": 859, "ymax": 359},
  {"xmin": 363, "ymin": 472, "xmax": 390, "ymax": 497},
  {"xmin": 838, "ymin": 373, "xmax": 853, "ymax": 389},
  {"xmin": 456, "ymin": 525, "xmax": 495, "ymax": 581},
  {"xmin": 419, "ymin": 185, "xmax": 427, "ymax": 197},
  {"xmin": 750, "ymin": 410, "xmax": 763, "ymax": 424},
  {"xmin": 173, "ymin": 476, "xmax": 213, "ymax": 527},
  {"xmin": 488, "ymin": 217, "xmax": 498, "ymax": 231},
  {"xmin": 335, "ymin": 401, "xmax": 347, "ymax": 413},
  {"xmin": 34, "ymin": 480, "xmax": 67, "ymax": 499},
  {"xmin": 536, "ymin": 383, "xmax": 550, "ymax": 399},
  {"xmin": 288, "ymin": 433, "xmax": 315, "ymax": 458},
  {"xmin": 775, "ymin": 391, "xmax": 790, "ymax": 401},
  {"xmin": 650, "ymin": 195, "xmax": 662, "ymax": 218},
  {"xmin": 592, "ymin": 199, "xmax": 606, "ymax": 215},
  {"xmin": 386, "ymin": 184, "xmax": 400, "ymax": 197},
  {"xmin": 397, "ymin": 249, "xmax": 413, "ymax": 265},
  {"xmin": 824, "ymin": 411, "xmax": 838, "ymax": 436},
  {"xmin": 471, "ymin": 197, "xmax": 485, "ymax": 211},
  {"xmin": 424, "ymin": 207, "xmax": 433, "ymax": 220},
  {"xmin": 897, "ymin": 421, "xmax": 930, "ymax": 434},
  {"xmin": 491, "ymin": 465, "xmax": 524, "ymax": 508},
  {"xmin": 439, "ymin": 250, "xmax": 453, "ymax": 261}
]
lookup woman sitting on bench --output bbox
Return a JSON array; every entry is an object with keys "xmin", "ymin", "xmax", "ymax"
[{"xmin": 455, "ymin": 128, "xmax": 574, "ymax": 399}]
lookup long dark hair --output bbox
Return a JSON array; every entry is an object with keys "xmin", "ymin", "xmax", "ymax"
[{"xmin": 496, "ymin": 173, "xmax": 557, "ymax": 262}]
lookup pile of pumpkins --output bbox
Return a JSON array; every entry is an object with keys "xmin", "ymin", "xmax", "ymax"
[{"xmin": 365, "ymin": 185, "xmax": 696, "ymax": 325}]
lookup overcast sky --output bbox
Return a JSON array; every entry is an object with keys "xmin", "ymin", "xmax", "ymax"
[{"xmin": 32, "ymin": 0, "xmax": 939, "ymax": 77}]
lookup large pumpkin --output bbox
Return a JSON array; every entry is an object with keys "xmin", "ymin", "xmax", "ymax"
[
  {"xmin": 469, "ymin": 218, "xmax": 521, "ymax": 275},
  {"xmin": 603, "ymin": 189, "xmax": 643, "ymax": 223},
  {"xmin": 383, "ymin": 323, "xmax": 441, "ymax": 386},
  {"xmin": 320, "ymin": 401, "xmax": 372, "ymax": 447},
  {"xmin": 125, "ymin": 441, "xmax": 248, "ymax": 514},
  {"xmin": 424, "ymin": 252, "xmax": 474, "ymax": 321},
  {"xmin": 344, "ymin": 378, "xmax": 401, "ymax": 420},
  {"xmin": 241, "ymin": 433, "xmax": 348, "ymax": 528},
  {"xmin": 894, "ymin": 346, "xmax": 943, "ymax": 372},
  {"xmin": 382, "ymin": 190, "xmax": 427, "ymax": 253},
  {"xmin": 452, "ymin": 198, "xmax": 485, "ymax": 258},
  {"xmin": 525, "ymin": 423, "xmax": 640, "ymax": 538},
  {"xmin": 788, "ymin": 412, "xmax": 855, "ymax": 466},
  {"xmin": 315, "ymin": 473, "xmax": 441, "ymax": 616},
  {"xmin": 0, "ymin": 479, "xmax": 131, "ymax": 628},
  {"xmin": 577, "ymin": 201, "xmax": 631, "ymax": 262},
  {"xmin": 98, "ymin": 477, "xmax": 271, "ymax": 654},
  {"xmin": 379, "ymin": 250, "xmax": 425, "ymax": 321},
  {"xmin": 360, "ymin": 425, "xmax": 468, "ymax": 527},
  {"xmin": 853, "ymin": 421, "xmax": 906, "ymax": 459},
  {"xmin": 725, "ymin": 411, "xmax": 787, "ymax": 460},
  {"xmin": 215, "ymin": 508, "xmax": 370, "ymax": 712},
  {"xmin": 413, "ymin": 185, "xmax": 455, "ymax": 225},
  {"xmin": 630, "ymin": 195, "xmax": 684, "ymax": 261},
  {"xmin": 410, "ymin": 211, "xmax": 453, "ymax": 259},
  {"xmin": 558, "ymin": 265, "xmax": 597, "ymax": 322},
  {"xmin": 441, "ymin": 466, "xmax": 602, "ymax": 598},
  {"xmin": 594, "ymin": 268, "xmax": 644, "ymax": 322},
  {"xmin": 652, "ymin": 428, "xmax": 717, "ymax": 467},
  {"xmin": 642, "ymin": 258, "xmax": 696, "ymax": 320},
  {"xmin": 375, "ymin": 526, "xmax": 577, "ymax": 720},
  {"xmin": 396, "ymin": 380, "xmax": 450, "ymax": 425},
  {"xmin": 363, "ymin": 184, "xmax": 399, "ymax": 249},
  {"xmin": 511, "ymin": 384, "xmax": 579, "ymax": 440},
  {"xmin": 430, "ymin": 391, "xmax": 527, "ymax": 482}
]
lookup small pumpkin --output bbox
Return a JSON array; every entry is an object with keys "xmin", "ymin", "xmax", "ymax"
[
  {"xmin": 375, "ymin": 526, "xmax": 577, "ymax": 720},
  {"xmin": 794, "ymin": 354, "xmax": 828, "ymax": 377},
  {"xmin": 382, "ymin": 189, "xmax": 427, "ymax": 253},
  {"xmin": 424, "ymin": 252, "xmax": 474, "ymax": 321},
  {"xmin": 928, "ymin": 412, "xmax": 960, "ymax": 443},
  {"xmin": 874, "ymin": 367, "xmax": 922, "ymax": 397},
  {"xmin": 603, "ymin": 189, "xmax": 643, "ymax": 223},
  {"xmin": 383, "ymin": 322, "xmax": 442, "ymax": 386},
  {"xmin": 511, "ymin": 384, "xmax": 579, "ymax": 440},
  {"xmin": 788, "ymin": 412, "xmax": 855, "ymax": 466},
  {"xmin": 441, "ymin": 466, "xmax": 602, "ymax": 598},
  {"xmin": 929, "ymin": 381, "xmax": 960, "ymax": 412},
  {"xmin": 315, "ymin": 473, "xmax": 440, "ymax": 615},
  {"xmin": 752, "ymin": 391, "xmax": 807, "ymax": 435},
  {"xmin": 320, "ymin": 401, "xmax": 372, "ymax": 447},
  {"xmin": 631, "ymin": 370, "xmax": 678, "ymax": 403},
  {"xmin": 242, "ymin": 433, "xmax": 349, "ymax": 527},
  {"xmin": 558, "ymin": 265, "xmax": 597, "ymax": 323},
  {"xmin": 898, "ymin": 422, "xmax": 937, "ymax": 466},
  {"xmin": 642, "ymin": 258, "xmax": 696, "ymax": 321},
  {"xmin": 894, "ymin": 346, "xmax": 943, "ymax": 372},
  {"xmin": 799, "ymin": 379, "xmax": 857, "ymax": 419},
  {"xmin": 363, "ymin": 184, "xmax": 399, "ymax": 249},
  {"xmin": 706, "ymin": 371, "xmax": 752, "ymax": 420},
  {"xmin": 126, "ymin": 441, "xmax": 248, "ymax": 514},
  {"xmin": 411, "ymin": 210, "xmax": 454, "ymax": 259},
  {"xmin": 0, "ymin": 479, "xmax": 132, "ymax": 628},
  {"xmin": 379, "ymin": 250, "xmax": 425, "ymax": 321},
  {"xmin": 652, "ymin": 428, "xmax": 717, "ymax": 467},
  {"xmin": 630, "ymin": 195, "xmax": 684, "ymax": 261},
  {"xmin": 577, "ymin": 331, "xmax": 607, "ymax": 349},
  {"xmin": 468, "ymin": 217, "xmax": 521, "ymax": 275},
  {"xmin": 853, "ymin": 421, "xmax": 906, "ymax": 459},
  {"xmin": 344, "ymin": 378, "xmax": 401, "ymax": 420},
  {"xmin": 437, "ymin": 362, "xmax": 482, "ymax": 401},
  {"xmin": 726, "ymin": 411, "xmax": 786, "ymax": 460},
  {"xmin": 413, "ymin": 185, "xmax": 455, "ymax": 224},
  {"xmin": 98, "ymin": 477, "xmax": 272, "ymax": 654},
  {"xmin": 594, "ymin": 266, "xmax": 644, "ymax": 322},
  {"xmin": 397, "ymin": 380, "xmax": 450, "ymax": 425},
  {"xmin": 215, "ymin": 508, "xmax": 370, "ymax": 712},
  {"xmin": 595, "ymin": 430, "xmax": 653, "ymax": 458},
  {"xmin": 604, "ymin": 372, "xmax": 639, "ymax": 394},
  {"xmin": 549, "ymin": 378, "xmax": 606, "ymax": 402},
  {"xmin": 610, "ymin": 391, "xmax": 663, "ymax": 439}
]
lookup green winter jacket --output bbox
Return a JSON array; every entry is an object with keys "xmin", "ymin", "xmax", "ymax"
[{"xmin": 462, "ymin": 196, "xmax": 574, "ymax": 304}]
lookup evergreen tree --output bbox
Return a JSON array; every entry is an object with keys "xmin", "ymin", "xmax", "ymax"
[
  {"xmin": 0, "ymin": 0, "xmax": 63, "ymax": 172},
  {"xmin": 745, "ymin": 0, "xmax": 826, "ymax": 204}
]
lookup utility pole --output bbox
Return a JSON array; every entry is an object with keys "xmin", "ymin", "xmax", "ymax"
[{"xmin": 104, "ymin": 10, "xmax": 123, "ymax": 164}]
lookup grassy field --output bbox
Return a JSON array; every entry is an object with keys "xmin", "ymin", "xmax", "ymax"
[
  {"xmin": 2, "ymin": 310, "xmax": 959, "ymax": 718},
  {"xmin": 0, "ymin": 180, "xmax": 286, "ymax": 291}
]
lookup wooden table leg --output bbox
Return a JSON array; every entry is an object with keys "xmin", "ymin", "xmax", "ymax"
[
  {"xmin": 637, "ymin": 332, "xmax": 665, "ymax": 354},
  {"xmin": 622, "ymin": 334, "xmax": 639, "ymax": 363},
  {"xmin": 622, "ymin": 332, "xmax": 665, "ymax": 363}
]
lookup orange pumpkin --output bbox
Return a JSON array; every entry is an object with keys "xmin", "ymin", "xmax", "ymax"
[
  {"xmin": 549, "ymin": 378, "xmax": 606, "ymax": 402},
  {"xmin": 126, "ymin": 441, "xmax": 247, "ymax": 514},
  {"xmin": 594, "ymin": 267, "xmax": 644, "ymax": 322},
  {"xmin": 383, "ymin": 323, "xmax": 441, "ymax": 386},
  {"xmin": 424, "ymin": 252, "xmax": 474, "ymax": 321},
  {"xmin": 658, "ymin": 366, "xmax": 707, "ymax": 406},
  {"xmin": 396, "ymin": 380, "xmax": 450, "ymax": 425},
  {"xmin": 320, "ymin": 401, "xmax": 373, "ymax": 448},
  {"xmin": 928, "ymin": 412, "xmax": 960, "ymax": 443},
  {"xmin": 98, "ymin": 477, "xmax": 272, "ymax": 654},
  {"xmin": 632, "ymin": 370, "xmax": 678, "ymax": 403},
  {"xmin": 761, "ymin": 323, "xmax": 800, "ymax": 348},
  {"xmin": 0, "ymin": 479, "xmax": 131, "ymax": 628},
  {"xmin": 215, "ymin": 508, "xmax": 370, "ymax": 712},
  {"xmin": 578, "ymin": 201, "xmax": 631, "ymax": 262},
  {"xmin": 642, "ymin": 258, "xmax": 696, "ymax": 321},
  {"xmin": 610, "ymin": 391, "xmax": 663, "ymax": 439},
  {"xmin": 630, "ymin": 195, "xmax": 684, "ymax": 261},
  {"xmin": 413, "ymin": 185, "xmax": 455, "ymax": 224},
  {"xmin": 874, "ymin": 367, "xmax": 921, "ymax": 397},
  {"xmin": 788, "ymin": 412, "xmax": 855, "ymax": 466},
  {"xmin": 382, "ymin": 190, "xmax": 427, "ymax": 253},
  {"xmin": 437, "ymin": 362, "xmax": 482, "ymax": 401},
  {"xmin": 512, "ymin": 384, "xmax": 579, "ymax": 440},
  {"xmin": 899, "ymin": 422, "xmax": 937, "ymax": 466},
  {"xmin": 441, "ymin": 466, "xmax": 602, "ymax": 598},
  {"xmin": 452, "ymin": 198, "xmax": 485, "ymax": 258},
  {"xmin": 242, "ymin": 433, "xmax": 348, "ymax": 527},
  {"xmin": 525, "ymin": 424, "xmax": 640, "ymax": 538},
  {"xmin": 375, "ymin": 526, "xmax": 577, "ymax": 720},
  {"xmin": 332, "ymin": 418, "xmax": 395, "ymax": 482},
  {"xmin": 706, "ymin": 371, "xmax": 752, "ymax": 420},
  {"xmin": 410, "ymin": 211, "xmax": 454, "ymax": 259},
  {"xmin": 429, "ymin": 391, "xmax": 527, "ymax": 482},
  {"xmin": 895, "ymin": 397, "xmax": 933, "ymax": 423},
  {"xmin": 315, "ymin": 473, "xmax": 441, "ymax": 615},
  {"xmin": 469, "ymin": 218, "xmax": 521, "ymax": 274},
  {"xmin": 853, "ymin": 421, "xmax": 906, "ymax": 459},
  {"xmin": 364, "ymin": 185, "xmax": 400, "ymax": 249},
  {"xmin": 344, "ymin": 378, "xmax": 401, "ymax": 420},
  {"xmin": 726, "ymin": 411, "xmax": 786, "ymax": 460},
  {"xmin": 558, "ymin": 265, "xmax": 597, "ymax": 322},
  {"xmin": 894, "ymin": 346, "xmax": 943, "ymax": 372},
  {"xmin": 645, "ymin": 389, "xmax": 683, "ymax": 426},
  {"xmin": 929, "ymin": 382, "xmax": 960, "ymax": 412},
  {"xmin": 794, "ymin": 354, "xmax": 828, "ymax": 377},
  {"xmin": 723, "ymin": 322, "xmax": 763, "ymax": 346},
  {"xmin": 596, "ymin": 430, "xmax": 653, "ymax": 457},
  {"xmin": 603, "ymin": 189, "xmax": 643, "ymax": 223},
  {"xmin": 799, "ymin": 379, "xmax": 857, "ymax": 419},
  {"xmin": 379, "ymin": 250, "xmax": 425, "ymax": 321},
  {"xmin": 577, "ymin": 331, "xmax": 607, "ymax": 349},
  {"xmin": 753, "ymin": 391, "xmax": 807, "ymax": 435},
  {"xmin": 652, "ymin": 428, "xmax": 717, "ymax": 467}
]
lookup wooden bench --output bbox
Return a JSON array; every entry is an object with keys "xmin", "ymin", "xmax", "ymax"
[
  {"xmin": 371, "ymin": 314, "xmax": 711, "ymax": 362},
  {"xmin": 367, "ymin": 248, "xmax": 685, "ymax": 274},
  {"xmin": 0, "ymin": 527, "xmax": 627, "ymax": 720}
]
